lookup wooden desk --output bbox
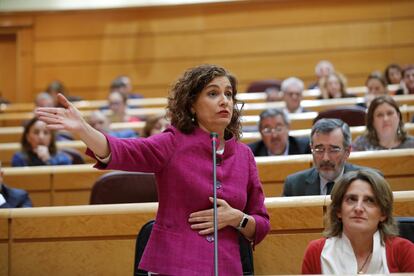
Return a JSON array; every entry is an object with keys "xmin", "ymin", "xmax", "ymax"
[
  {"xmin": 2, "ymin": 94, "xmax": 414, "ymax": 127},
  {"xmin": 0, "ymin": 84, "xmax": 401, "ymax": 114},
  {"xmin": 3, "ymin": 191, "xmax": 413, "ymax": 275},
  {"xmin": 0, "ymin": 209, "xmax": 8, "ymax": 276},
  {"xmin": 242, "ymin": 94, "xmax": 414, "ymax": 115},
  {"xmin": 0, "ymin": 121, "xmax": 145, "ymax": 143},
  {"xmin": 241, "ymin": 123, "xmax": 414, "ymax": 144},
  {"xmin": 0, "ymin": 108, "xmax": 165, "ymax": 127},
  {"xmin": 257, "ymin": 148, "xmax": 414, "ymax": 197},
  {"xmin": 3, "ymin": 123, "xmax": 413, "ymax": 167},
  {"xmin": 3, "ymin": 165, "xmax": 108, "ymax": 206}
]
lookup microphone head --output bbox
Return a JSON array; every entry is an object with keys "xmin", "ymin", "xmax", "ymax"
[{"xmin": 210, "ymin": 132, "xmax": 218, "ymax": 139}]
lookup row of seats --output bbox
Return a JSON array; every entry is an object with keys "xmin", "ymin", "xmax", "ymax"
[{"xmin": 2, "ymin": 94, "xmax": 414, "ymax": 127}]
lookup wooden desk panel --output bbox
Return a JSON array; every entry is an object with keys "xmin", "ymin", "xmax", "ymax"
[
  {"xmin": 0, "ymin": 243, "xmax": 7, "ymax": 276},
  {"xmin": 5, "ymin": 192, "xmax": 414, "ymax": 276},
  {"xmin": 3, "ymin": 172, "xmax": 51, "ymax": 191},
  {"xmin": 348, "ymin": 150, "xmax": 414, "ymax": 177},
  {"xmin": 257, "ymin": 155, "xmax": 312, "ymax": 183},
  {"xmin": 53, "ymin": 191, "xmax": 92, "ymax": 207},
  {"xmin": 11, "ymin": 239, "xmax": 135, "ymax": 276},
  {"xmin": 254, "ymin": 233, "xmax": 322, "ymax": 275},
  {"xmin": 0, "ymin": 212, "xmax": 8, "ymax": 240},
  {"xmin": 0, "ymin": 211, "xmax": 9, "ymax": 276}
]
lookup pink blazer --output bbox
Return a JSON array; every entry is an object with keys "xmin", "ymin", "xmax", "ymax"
[{"xmin": 88, "ymin": 126, "xmax": 270, "ymax": 275}]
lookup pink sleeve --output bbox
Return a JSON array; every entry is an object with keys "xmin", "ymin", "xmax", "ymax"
[
  {"xmin": 86, "ymin": 129, "xmax": 176, "ymax": 173},
  {"xmin": 245, "ymin": 150, "xmax": 270, "ymax": 246}
]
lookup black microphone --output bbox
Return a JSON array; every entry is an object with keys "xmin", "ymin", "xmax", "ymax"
[{"xmin": 210, "ymin": 132, "xmax": 219, "ymax": 276}]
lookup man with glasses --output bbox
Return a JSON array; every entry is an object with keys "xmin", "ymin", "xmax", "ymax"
[
  {"xmin": 0, "ymin": 161, "xmax": 32, "ymax": 208},
  {"xmin": 282, "ymin": 118, "xmax": 368, "ymax": 196},
  {"xmin": 248, "ymin": 109, "xmax": 311, "ymax": 156}
]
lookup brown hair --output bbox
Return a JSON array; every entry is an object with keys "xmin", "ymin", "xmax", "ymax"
[
  {"xmin": 365, "ymin": 72, "xmax": 387, "ymax": 91},
  {"xmin": 21, "ymin": 117, "xmax": 57, "ymax": 155},
  {"xmin": 384, "ymin": 64, "xmax": 402, "ymax": 84},
  {"xmin": 319, "ymin": 72, "xmax": 348, "ymax": 99},
  {"xmin": 167, "ymin": 64, "xmax": 242, "ymax": 140},
  {"xmin": 365, "ymin": 95, "xmax": 406, "ymax": 146},
  {"xmin": 142, "ymin": 114, "xmax": 167, "ymax": 138},
  {"xmin": 324, "ymin": 169, "xmax": 398, "ymax": 243}
]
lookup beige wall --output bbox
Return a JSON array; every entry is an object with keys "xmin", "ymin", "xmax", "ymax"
[{"xmin": 0, "ymin": 0, "xmax": 413, "ymax": 101}]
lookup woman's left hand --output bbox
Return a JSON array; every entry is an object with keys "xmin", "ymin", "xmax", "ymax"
[{"xmin": 188, "ymin": 197, "xmax": 243, "ymax": 235}]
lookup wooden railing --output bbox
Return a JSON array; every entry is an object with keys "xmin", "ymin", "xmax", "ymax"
[
  {"xmin": 1, "ymin": 191, "xmax": 413, "ymax": 275},
  {"xmin": 3, "ymin": 149, "xmax": 414, "ymax": 206}
]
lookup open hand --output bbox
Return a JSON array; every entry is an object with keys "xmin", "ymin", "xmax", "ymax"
[
  {"xmin": 35, "ymin": 93, "xmax": 86, "ymax": 133},
  {"xmin": 188, "ymin": 197, "xmax": 242, "ymax": 235}
]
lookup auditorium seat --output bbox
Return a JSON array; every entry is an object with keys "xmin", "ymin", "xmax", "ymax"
[
  {"xmin": 61, "ymin": 148, "xmax": 85, "ymax": 164},
  {"xmin": 133, "ymin": 220, "xmax": 254, "ymax": 275},
  {"xmin": 313, "ymin": 106, "xmax": 366, "ymax": 126},
  {"xmin": 89, "ymin": 171, "xmax": 158, "ymax": 204},
  {"xmin": 396, "ymin": 217, "xmax": 414, "ymax": 243},
  {"xmin": 246, "ymin": 79, "xmax": 281, "ymax": 93}
]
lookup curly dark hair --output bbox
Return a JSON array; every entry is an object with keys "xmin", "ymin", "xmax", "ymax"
[
  {"xmin": 21, "ymin": 117, "xmax": 57, "ymax": 156},
  {"xmin": 365, "ymin": 95, "xmax": 406, "ymax": 146},
  {"xmin": 167, "ymin": 64, "xmax": 242, "ymax": 140}
]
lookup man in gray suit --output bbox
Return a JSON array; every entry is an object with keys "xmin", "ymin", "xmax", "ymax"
[{"xmin": 282, "ymin": 118, "xmax": 366, "ymax": 196}]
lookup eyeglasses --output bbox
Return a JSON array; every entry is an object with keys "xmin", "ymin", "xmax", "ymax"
[
  {"xmin": 285, "ymin": 92, "xmax": 302, "ymax": 98},
  {"xmin": 311, "ymin": 146, "xmax": 343, "ymax": 155},
  {"xmin": 261, "ymin": 126, "xmax": 285, "ymax": 135}
]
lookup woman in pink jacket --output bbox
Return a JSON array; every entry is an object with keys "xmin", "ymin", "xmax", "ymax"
[
  {"xmin": 302, "ymin": 169, "xmax": 414, "ymax": 274},
  {"xmin": 36, "ymin": 64, "xmax": 270, "ymax": 275}
]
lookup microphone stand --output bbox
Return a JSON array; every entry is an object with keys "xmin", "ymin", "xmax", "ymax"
[{"xmin": 210, "ymin": 132, "xmax": 219, "ymax": 276}]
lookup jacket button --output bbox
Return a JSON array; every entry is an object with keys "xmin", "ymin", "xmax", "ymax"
[
  {"xmin": 206, "ymin": 235, "xmax": 214, "ymax": 242},
  {"xmin": 216, "ymin": 181, "xmax": 222, "ymax": 189}
]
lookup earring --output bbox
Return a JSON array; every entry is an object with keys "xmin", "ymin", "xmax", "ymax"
[{"xmin": 191, "ymin": 113, "xmax": 195, "ymax": 122}]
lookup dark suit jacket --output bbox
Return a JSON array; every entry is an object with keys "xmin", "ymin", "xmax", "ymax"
[
  {"xmin": 248, "ymin": 136, "xmax": 311, "ymax": 157},
  {"xmin": 282, "ymin": 163, "xmax": 366, "ymax": 196},
  {"xmin": 0, "ymin": 184, "xmax": 33, "ymax": 208}
]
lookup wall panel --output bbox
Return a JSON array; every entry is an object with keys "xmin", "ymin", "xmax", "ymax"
[{"xmin": 0, "ymin": 0, "xmax": 413, "ymax": 101}]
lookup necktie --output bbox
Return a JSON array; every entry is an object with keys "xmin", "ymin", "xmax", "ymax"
[{"xmin": 326, "ymin": 181, "xmax": 335, "ymax": 195}]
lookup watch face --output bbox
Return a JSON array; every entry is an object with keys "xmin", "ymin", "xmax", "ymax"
[{"xmin": 241, "ymin": 216, "xmax": 248, "ymax": 228}]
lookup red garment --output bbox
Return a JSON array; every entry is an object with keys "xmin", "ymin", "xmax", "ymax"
[{"xmin": 302, "ymin": 237, "xmax": 414, "ymax": 274}]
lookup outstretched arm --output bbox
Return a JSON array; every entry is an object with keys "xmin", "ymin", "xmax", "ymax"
[{"xmin": 35, "ymin": 93, "xmax": 110, "ymax": 158}]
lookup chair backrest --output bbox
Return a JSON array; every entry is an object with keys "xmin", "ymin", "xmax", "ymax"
[
  {"xmin": 133, "ymin": 220, "xmax": 254, "ymax": 275},
  {"xmin": 90, "ymin": 171, "xmax": 157, "ymax": 204},
  {"xmin": 61, "ymin": 148, "xmax": 85, "ymax": 164},
  {"xmin": 246, "ymin": 79, "xmax": 281, "ymax": 93},
  {"xmin": 313, "ymin": 106, "xmax": 366, "ymax": 127},
  {"xmin": 396, "ymin": 217, "xmax": 414, "ymax": 243}
]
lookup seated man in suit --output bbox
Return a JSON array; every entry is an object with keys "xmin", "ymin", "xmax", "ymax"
[
  {"xmin": 0, "ymin": 161, "xmax": 33, "ymax": 208},
  {"xmin": 282, "ymin": 118, "xmax": 368, "ymax": 196},
  {"xmin": 248, "ymin": 109, "xmax": 311, "ymax": 156}
]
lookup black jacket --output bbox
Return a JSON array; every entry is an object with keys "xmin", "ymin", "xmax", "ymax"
[{"xmin": 248, "ymin": 136, "xmax": 311, "ymax": 157}]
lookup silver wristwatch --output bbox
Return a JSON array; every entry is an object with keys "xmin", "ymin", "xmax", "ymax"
[{"xmin": 236, "ymin": 213, "xmax": 249, "ymax": 231}]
